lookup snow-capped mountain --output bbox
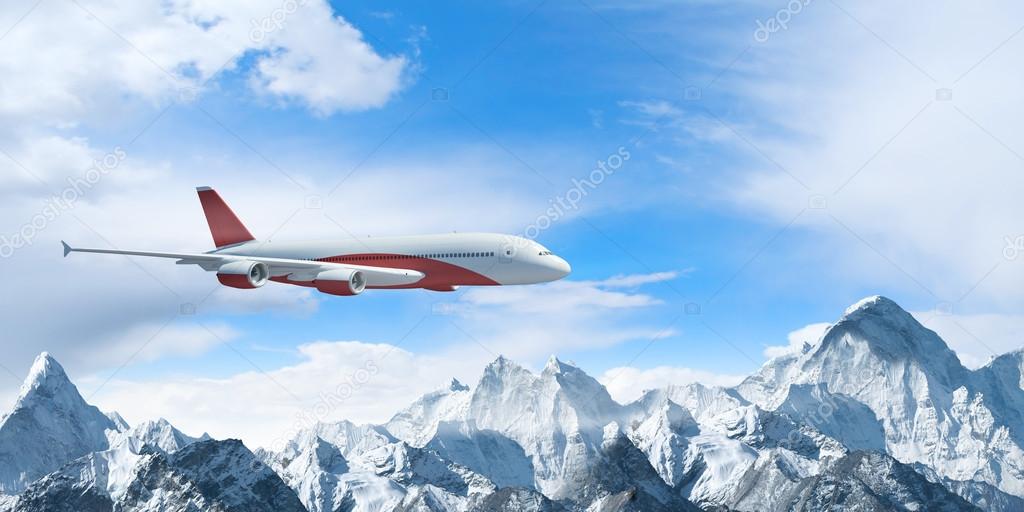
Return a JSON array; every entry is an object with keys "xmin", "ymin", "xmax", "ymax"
[
  {"xmin": 1, "ymin": 296, "xmax": 1022, "ymax": 511},
  {"xmin": 729, "ymin": 450, "xmax": 978, "ymax": 511},
  {"xmin": 109, "ymin": 418, "xmax": 210, "ymax": 456},
  {"xmin": 0, "ymin": 355, "xmax": 302, "ymax": 512},
  {"xmin": 735, "ymin": 296, "xmax": 1024, "ymax": 500},
  {"xmin": 0, "ymin": 353, "xmax": 125, "ymax": 494}
]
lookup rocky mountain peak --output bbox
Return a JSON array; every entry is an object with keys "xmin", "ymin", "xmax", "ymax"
[
  {"xmin": 448, "ymin": 378, "xmax": 469, "ymax": 392},
  {"xmin": 817, "ymin": 295, "xmax": 965, "ymax": 375},
  {"xmin": 542, "ymin": 355, "xmax": 573, "ymax": 374},
  {"xmin": 113, "ymin": 417, "xmax": 206, "ymax": 456},
  {"xmin": 841, "ymin": 295, "xmax": 902, "ymax": 317},
  {"xmin": 985, "ymin": 348, "xmax": 1024, "ymax": 369},
  {"xmin": 479, "ymin": 358, "xmax": 528, "ymax": 382},
  {"xmin": 0, "ymin": 352, "xmax": 122, "ymax": 494},
  {"xmin": 17, "ymin": 352, "xmax": 72, "ymax": 404}
]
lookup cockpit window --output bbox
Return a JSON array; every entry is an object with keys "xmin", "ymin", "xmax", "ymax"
[{"xmin": 538, "ymin": 251, "xmax": 553, "ymax": 256}]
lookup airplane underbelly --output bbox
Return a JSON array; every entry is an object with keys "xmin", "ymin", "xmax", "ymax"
[{"xmin": 309, "ymin": 253, "xmax": 500, "ymax": 289}]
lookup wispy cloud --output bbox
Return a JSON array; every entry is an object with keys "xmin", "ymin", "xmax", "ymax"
[
  {"xmin": 597, "ymin": 270, "xmax": 691, "ymax": 288},
  {"xmin": 705, "ymin": 1, "xmax": 1024, "ymax": 307},
  {"xmin": 762, "ymin": 322, "xmax": 830, "ymax": 359},
  {"xmin": 599, "ymin": 365, "xmax": 745, "ymax": 403},
  {"xmin": 435, "ymin": 272, "xmax": 685, "ymax": 362},
  {"xmin": 912, "ymin": 310, "xmax": 1024, "ymax": 369},
  {"xmin": 88, "ymin": 340, "xmax": 491, "ymax": 449}
]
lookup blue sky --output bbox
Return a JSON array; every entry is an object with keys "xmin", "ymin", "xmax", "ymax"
[{"xmin": 2, "ymin": 0, "xmax": 1023, "ymax": 445}]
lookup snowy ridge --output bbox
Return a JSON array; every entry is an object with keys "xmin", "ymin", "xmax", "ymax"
[{"xmin": 1, "ymin": 296, "xmax": 1022, "ymax": 510}]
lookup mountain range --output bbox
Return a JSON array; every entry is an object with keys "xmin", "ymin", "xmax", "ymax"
[{"xmin": 1, "ymin": 296, "xmax": 1022, "ymax": 511}]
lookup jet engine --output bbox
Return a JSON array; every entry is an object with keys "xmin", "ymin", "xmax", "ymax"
[
  {"xmin": 314, "ymin": 269, "xmax": 366, "ymax": 296},
  {"xmin": 217, "ymin": 260, "xmax": 270, "ymax": 289}
]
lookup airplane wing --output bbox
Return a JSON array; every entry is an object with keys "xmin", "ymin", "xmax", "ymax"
[{"xmin": 61, "ymin": 241, "xmax": 424, "ymax": 287}]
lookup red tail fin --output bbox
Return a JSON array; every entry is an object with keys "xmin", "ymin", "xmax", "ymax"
[{"xmin": 196, "ymin": 187, "xmax": 256, "ymax": 248}]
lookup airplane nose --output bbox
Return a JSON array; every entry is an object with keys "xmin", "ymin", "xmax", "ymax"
[{"xmin": 553, "ymin": 256, "xmax": 571, "ymax": 278}]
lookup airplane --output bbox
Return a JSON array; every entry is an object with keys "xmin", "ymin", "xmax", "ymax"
[{"xmin": 62, "ymin": 187, "xmax": 571, "ymax": 296}]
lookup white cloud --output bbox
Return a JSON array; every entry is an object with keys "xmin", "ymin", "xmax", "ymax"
[
  {"xmin": 81, "ymin": 322, "xmax": 239, "ymax": 369},
  {"xmin": 88, "ymin": 340, "xmax": 491, "ymax": 449},
  {"xmin": 436, "ymin": 272, "xmax": 679, "ymax": 362},
  {"xmin": 250, "ymin": 1, "xmax": 407, "ymax": 114},
  {"xmin": 597, "ymin": 270, "xmax": 689, "ymax": 288},
  {"xmin": 457, "ymin": 280, "xmax": 662, "ymax": 314},
  {"xmin": 617, "ymin": 100, "xmax": 682, "ymax": 119},
  {"xmin": 0, "ymin": 0, "xmax": 408, "ymax": 123},
  {"xmin": 913, "ymin": 310, "xmax": 1024, "ymax": 369},
  {"xmin": 599, "ymin": 365, "xmax": 744, "ymax": 404},
  {"xmin": 763, "ymin": 322, "xmax": 831, "ymax": 359},
  {"xmin": 707, "ymin": 0, "xmax": 1024, "ymax": 307},
  {"xmin": 617, "ymin": 100, "xmax": 736, "ymax": 143}
]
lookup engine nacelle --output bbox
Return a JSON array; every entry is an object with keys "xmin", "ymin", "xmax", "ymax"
[
  {"xmin": 424, "ymin": 285, "xmax": 459, "ymax": 292},
  {"xmin": 217, "ymin": 260, "xmax": 270, "ymax": 289},
  {"xmin": 314, "ymin": 269, "xmax": 366, "ymax": 296}
]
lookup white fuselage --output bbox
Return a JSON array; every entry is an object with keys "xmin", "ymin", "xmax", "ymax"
[{"xmin": 215, "ymin": 232, "xmax": 571, "ymax": 289}]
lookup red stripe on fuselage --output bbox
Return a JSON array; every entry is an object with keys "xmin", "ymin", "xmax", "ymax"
[{"xmin": 274, "ymin": 253, "xmax": 499, "ymax": 290}]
